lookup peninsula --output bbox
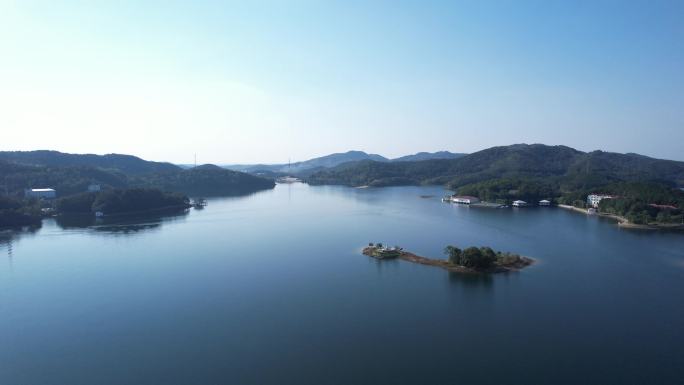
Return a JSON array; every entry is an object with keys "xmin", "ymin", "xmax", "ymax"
[{"xmin": 362, "ymin": 243, "xmax": 534, "ymax": 274}]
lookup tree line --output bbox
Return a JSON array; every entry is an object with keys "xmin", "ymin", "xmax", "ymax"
[{"xmin": 443, "ymin": 245, "xmax": 526, "ymax": 269}]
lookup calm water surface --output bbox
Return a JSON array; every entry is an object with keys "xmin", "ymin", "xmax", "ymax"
[{"xmin": 1, "ymin": 184, "xmax": 684, "ymax": 385}]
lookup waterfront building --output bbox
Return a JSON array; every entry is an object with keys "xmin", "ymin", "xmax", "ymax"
[
  {"xmin": 539, "ymin": 199, "xmax": 551, "ymax": 206},
  {"xmin": 24, "ymin": 188, "xmax": 56, "ymax": 199},
  {"xmin": 512, "ymin": 200, "xmax": 528, "ymax": 207},
  {"xmin": 451, "ymin": 196, "xmax": 480, "ymax": 204},
  {"xmin": 587, "ymin": 194, "xmax": 615, "ymax": 208}
]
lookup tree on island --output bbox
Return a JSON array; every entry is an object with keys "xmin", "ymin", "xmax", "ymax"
[
  {"xmin": 444, "ymin": 246, "xmax": 462, "ymax": 265},
  {"xmin": 444, "ymin": 245, "xmax": 497, "ymax": 269},
  {"xmin": 462, "ymin": 247, "xmax": 497, "ymax": 269}
]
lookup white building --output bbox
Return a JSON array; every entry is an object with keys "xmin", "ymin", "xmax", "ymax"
[
  {"xmin": 451, "ymin": 195, "xmax": 480, "ymax": 204},
  {"xmin": 587, "ymin": 194, "xmax": 614, "ymax": 208},
  {"xmin": 87, "ymin": 184, "xmax": 102, "ymax": 192},
  {"xmin": 539, "ymin": 199, "xmax": 551, "ymax": 206},
  {"xmin": 25, "ymin": 188, "xmax": 56, "ymax": 199},
  {"xmin": 512, "ymin": 200, "xmax": 527, "ymax": 207}
]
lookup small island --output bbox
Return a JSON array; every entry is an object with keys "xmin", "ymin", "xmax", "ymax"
[{"xmin": 363, "ymin": 243, "xmax": 534, "ymax": 274}]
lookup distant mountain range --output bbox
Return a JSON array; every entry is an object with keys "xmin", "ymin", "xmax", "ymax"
[
  {"xmin": 391, "ymin": 151, "xmax": 465, "ymax": 162},
  {"xmin": 222, "ymin": 150, "xmax": 465, "ymax": 176},
  {"xmin": 0, "ymin": 150, "xmax": 180, "ymax": 175},
  {"xmin": 3, "ymin": 145, "xmax": 682, "ymax": 228},
  {"xmin": 306, "ymin": 144, "xmax": 684, "ymax": 190},
  {"xmin": 5, "ymin": 145, "xmax": 683, "ymax": 202}
]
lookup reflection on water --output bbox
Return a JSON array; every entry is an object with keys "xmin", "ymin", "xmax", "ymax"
[
  {"xmin": 369, "ymin": 255, "xmax": 401, "ymax": 275},
  {"xmin": 0, "ymin": 226, "xmax": 40, "ymax": 259},
  {"xmin": 0, "ymin": 232, "xmax": 14, "ymax": 260},
  {"xmin": 448, "ymin": 270, "xmax": 494, "ymax": 289}
]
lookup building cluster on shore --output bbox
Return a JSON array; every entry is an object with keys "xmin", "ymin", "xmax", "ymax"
[
  {"xmin": 442, "ymin": 194, "xmax": 550, "ymax": 208},
  {"xmin": 587, "ymin": 193, "xmax": 616, "ymax": 208}
]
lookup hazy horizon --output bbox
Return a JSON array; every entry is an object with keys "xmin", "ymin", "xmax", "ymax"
[
  {"xmin": 2, "ymin": 1, "xmax": 683, "ymax": 164},
  {"xmin": 3, "ymin": 142, "xmax": 684, "ymax": 166}
]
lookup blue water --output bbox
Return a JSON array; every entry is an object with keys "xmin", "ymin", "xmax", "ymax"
[{"xmin": 1, "ymin": 184, "xmax": 683, "ymax": 384}]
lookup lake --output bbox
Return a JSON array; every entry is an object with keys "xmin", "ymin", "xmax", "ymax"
[{"xmin": 1, "ymin": 184, "xmax": 683, "ymax": 385}]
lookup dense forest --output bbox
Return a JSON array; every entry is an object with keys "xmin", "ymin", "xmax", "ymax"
[
  {"xmin": 0, "ymin": 150, "xmax": 180, "ymax": 175},
  {"xmin": 0, "ymin": 158, "xmax": 274, "ymax": 199},
  {"xmin": 593, "ymin": 183, "xmax": 683, "ymax": 225},
  {"xmin": 0, "ymin": 161, "xmax": 130, "ymax": 197},
  {"xmin": 57, "ymin": 188, "xmax": 190, "ymax": 215},
  {"xmin": 134, "ymin": 165, "xmax": 276, "ymax": 196},
  {"xmin": 0, "ymin": 196, "xmax": 42, "ymax": 228},
  {"xmin": 308, "ymin": 144, "xmax": 684, "ymax": 189},
  {"xmin": 455, "ymin": 177, "xmax": 560, "ymax": 204}
]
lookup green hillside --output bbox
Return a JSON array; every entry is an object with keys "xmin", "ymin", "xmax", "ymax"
[
  {"xmin": 0, "ymin": 154, "xmax": 276, "ymax": 228},
  {"xmin": 307, "ymin": 144, "xmax": 684, "ymax": 190},
  {"xmin": 0, "ymin": 150, "xmax": 180, "ymax": 175},
  {"xmin": 0, "ymin": 160, "xmax": 275, "ymax": 198}
]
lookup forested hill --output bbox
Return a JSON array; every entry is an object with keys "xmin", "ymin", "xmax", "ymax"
[
  {"xmin": 0, "ymin": 159, "xmax": 275, "ymax": 198},
  {"xmin": 225, "ymin": 150, "xmax": 388, "ymax": 175},
  {"xmin": 0, "ymin": 150, "xmax": 180, "ymax": 175},
  {"xmin": 225, "ymin": 150, "xmax": 465, "ymax": 176},
  {"xmin": 136, "ymin": 166, "xmax": 276, "ymax": 196},
  {"xmin": 0, "ymin": 160, "xmax": 129, "ymax": 196},
  {"xmin": 391, "ymin": 151, "xmax": 465, "ymax": 162},
  {"xmin": 306, "ymin": 144, "xmax": 684, "ymax": 189}
]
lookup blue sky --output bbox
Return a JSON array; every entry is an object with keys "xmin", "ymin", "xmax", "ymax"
[{"xmin": 1, "ymin": 0, "xmax": 682, "ymax": 163}]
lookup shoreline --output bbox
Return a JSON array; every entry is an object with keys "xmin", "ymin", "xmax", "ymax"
[
  {"xmin": 557, "ymin": 204, "xmax": 684, "ymax": 231},
  {"xmin": 362, "ymin": 247, "xmax": 534, "ymax": 274},
  {"xmin": 60, "ymin": 204, "xmax": 191, "ymax": 219}
]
